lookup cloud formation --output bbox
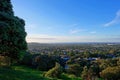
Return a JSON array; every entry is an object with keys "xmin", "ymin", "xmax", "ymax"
[{"xmin": 104, "ymin": 10, "xmax": 120, "ymax": 27}]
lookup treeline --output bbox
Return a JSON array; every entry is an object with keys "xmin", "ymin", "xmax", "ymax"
[
  {"xmin": 66, "ymin": 55, "xmax": 120, "ymax": 80},
  {"xmin": 28, "ymin": 43, "xmax": 120, "ymax": 58},
  {"xmin": 19, "ymin": 50, "xmax": 120, "ymax": 80},
  {"xmin": 23, "ymin": 43, "xmax": 120, "ymax": 80}
]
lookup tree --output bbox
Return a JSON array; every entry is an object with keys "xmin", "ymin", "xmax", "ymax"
[
  {"xmin": 21, "ymin": 52, "xmax": 32, "ymax": 66},
  {"xmin": 88, "ymin": 63, "xmax": 100, "ymax": 80},
  {"xmin": 66, "ymin": 64, "xmax": 83, "ymax": 77},
  {"xmin": 81, "ymin": 66, "xmax": 89, "ymax": 80},
  {"xmin": 100, "ymin": 66, "xmax": 120, "ymax": 80},
  {"xmin": 81, "ymin": 65, "xmax": 100, "ymax": 80},
  {"xmin": 0, "ymin": 0, "xmax": 27, "ymax": 64},
  {"xmin": 44, "ymin": 62, "xmax": 63, "ymax": 78},
  {"xmin": 117, "ymin": 58, "xmax": 120, "ymax": 66},
  {"xmin": 33, "ymin": 55, "xmax": 57, "ymax": 71}
]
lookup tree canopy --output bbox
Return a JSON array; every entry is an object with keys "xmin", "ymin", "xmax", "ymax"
[{"xmin": 0, "ymin": 0, "xmax": 27, "ymax": 62}]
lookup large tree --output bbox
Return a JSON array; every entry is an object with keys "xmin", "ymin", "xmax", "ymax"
[
  {"xmin": 100, "ymin": 66, "xmax": 120, "ymax": 80},
  {"xmin": 0, "ymin": 0, "xmax": 27, "ymax": 63}
]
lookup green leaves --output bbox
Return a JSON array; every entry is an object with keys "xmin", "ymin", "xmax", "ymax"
[
  {"xmin": 100, "ymin": 66, "xmax": 120, "ymax": 80},
  {"xmin": 45, "ymin": 62, "xmax": 63, "ymax": 78},
  {"xmin": 0, "ymin": 0, "xmax": 27, "ymax": 63},
  {"xmin": 0, "ymin": 0, "xmax": 14, "ymax": 15}
]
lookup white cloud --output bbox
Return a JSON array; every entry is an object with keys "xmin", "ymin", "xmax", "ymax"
[{"xmin": 104, "ymin": 10, "xmax": 120, "ymax": 27}]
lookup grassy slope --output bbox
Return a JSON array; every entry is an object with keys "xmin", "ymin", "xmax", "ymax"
[
  {"xmin": 0, "ymin": 66, "xmax": 52, "ymax": 80},
  {"xmin": 0, "ymin": 66, "xmax": 82, "ymax": 80}
]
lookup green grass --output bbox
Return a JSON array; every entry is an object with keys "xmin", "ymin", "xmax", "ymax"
[
  {"xmin": 60, "ymin": 73, "xmax": 82, "ymax": 80},
  {"xmin": 0, "ymin": 65, "xmax": 53, "ymax": 80},
  {"xmin": 0, "ymin": 65, "xmax": 103, "ymax": 80},
  {"xmin": 0, "ymin": 65, "xmax": 82, "ymax": 80},
  {"xmin": 0, "ymin": 65, "xmax": 83, "ymax": 80}
]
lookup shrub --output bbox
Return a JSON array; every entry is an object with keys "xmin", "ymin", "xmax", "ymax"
[
  {"xmin": 66, "ymin": 64, "xmax": 83, "ymax": 77},
  {"xmin": 44, "ymin": 62, "xmax": 63, "ymax": 78},
  {"xmin": 33, "ymin": 55, "xmax": 57, "ymax": 71},
  {"xmin": 100, "ymin": 66, "xmax": 120, "ymax": 80},
  {"xmin": 0, "ymin": 56, "xmax": 11, "ymax": 66},
  {"xmin": 20, "ymin": 53, "xmax": 32, "ymax": 66}
]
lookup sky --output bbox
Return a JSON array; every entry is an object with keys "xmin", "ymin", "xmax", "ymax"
[{"xmin": 11, "ymin": 0, "xmax": 120, "ymax": 43}]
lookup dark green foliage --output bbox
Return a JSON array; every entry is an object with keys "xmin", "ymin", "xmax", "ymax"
[
  {"xmin": 88, "ymin": 63, "xmax": 100, "ymax": 79},
  {"xmin": 99, "ymin": 59, "xmax": 118, "ymax": 71},
  {"xmin": 45, "ymin": 62, "xmax": 63, "ymax": 78},
  {"xmin": 34, "ymin": 55, "xmax": 57, "ymax": 71},
  {"xmin": 117, "ymin": 58, "xmax": 120, "ymax": 66},
  {"xmin": 0, "ymin": 56, "xmax": 11, "ymax": 66},
  {"xmin": 0, "ymin": 0, "xmax": 27, "ymax": 63},
  {"xmin": 0, "ymin": 66, "xmax": 51, "ymax": 80},
  {"xmin": 21, "ymin": 53, "xmax": 32, "ymax": 66},
  {"xmin": 81, "ymin": 65, "xmax": 100, "ymax": 80},
  {"xmin": 81, "ymin": 66, "xmax": 88, "ymax": 80},
  {"xmin": 67, "ymin": 54, "xmax": 88, "ymax": 67},
  {"xmin": 66, "ymin": 64, "xmax": 83, "ymax": 77},
  {"xmin": 0, "ymin": 0, "xmax": 14, "ymax": 15},
  {"xmin": 100, "ymin": 66, "xmax": 120, "ymax": 80}
]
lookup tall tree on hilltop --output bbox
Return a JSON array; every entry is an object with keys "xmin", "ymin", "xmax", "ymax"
[{"xmin": 0, "ymin": 0, "xmax": 27, "ymax": 64}]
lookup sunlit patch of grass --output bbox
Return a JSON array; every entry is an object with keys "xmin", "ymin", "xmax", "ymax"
[{"xmin": 60, "ymin": 73, "xmax": 82, "ymax": 80}]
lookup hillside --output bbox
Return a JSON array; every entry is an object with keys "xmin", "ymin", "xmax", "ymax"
[
  {"xmin": 0, "ymin": 65, "xmax": 82, "ymax": 80},
  {"xmin": 0, "ymin": 66, "xmax": 50, "ymax": 80}
]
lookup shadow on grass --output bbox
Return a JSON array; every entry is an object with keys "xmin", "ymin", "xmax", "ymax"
[
  {"xmin": 0, "ymin": 66, "xmax": 83, "ymax": 80},
  {"xmin": 0, "ymin": 66, "xmax": 50, "ymax": 80}
]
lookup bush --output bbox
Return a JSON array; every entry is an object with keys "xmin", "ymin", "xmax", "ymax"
[
  {"xmin": 33, "ymin": 55, "xmax": 57, "ymax": 71},
  {"xmin": 81, "ymin": 66, "xmax": 88, "ymax": 80},
  {"xmin": 20, "ymin": 53, "xmax": 32, "ymax": 66},
  {"xmin": 100, "ymin": 66, "xmax": 120, "ymax": 80},
  {"xmin": 0, "ymin": 56, "xmax": 11, "ymax": 66},
  {"xmin": 45, "ymin": 62, "xmax": 63, "ymax": 78},
  {"xmin": 66, "ymin": 64, "xmax": 83, "ymax": 77}
]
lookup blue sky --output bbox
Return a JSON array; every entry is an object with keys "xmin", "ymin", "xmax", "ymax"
[{"xmin": 12, "ymin": 0, "xmax": 120, "ymax": 43}]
